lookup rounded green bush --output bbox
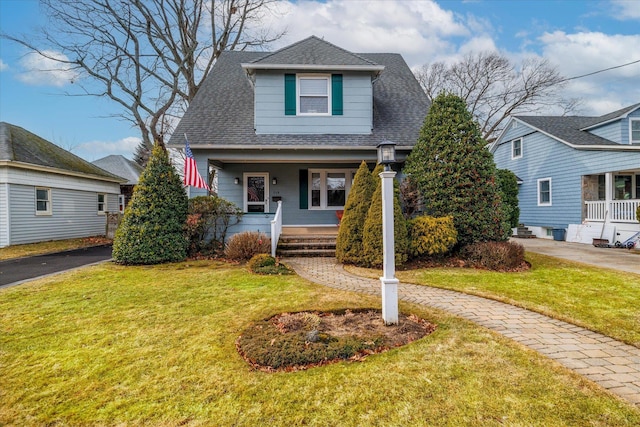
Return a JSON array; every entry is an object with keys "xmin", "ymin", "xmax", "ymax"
[{"xmin": 409, "ymin": 215, "xmax": 457, "ymax": 258}]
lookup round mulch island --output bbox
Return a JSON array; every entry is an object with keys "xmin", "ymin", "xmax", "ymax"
[{"xmin": 236, "ymin": 309, "xmax": 436, "ymax": 372}]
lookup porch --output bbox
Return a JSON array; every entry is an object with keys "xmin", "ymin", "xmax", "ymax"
[{"xmin": 584, "ymin": 200, "xmax": 640, "ymax": 223}]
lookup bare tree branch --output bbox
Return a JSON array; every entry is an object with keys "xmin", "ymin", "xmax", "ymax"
[
  {"xmin": 415, "ymin": 51, "xmax": 580, "ymax": 143},
  {"xmin": 2, "ymin": 0, "xmax": 285, "ymax": 165}
]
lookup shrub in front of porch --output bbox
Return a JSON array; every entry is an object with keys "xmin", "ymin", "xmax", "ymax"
[
  {"xmin": 361, "ymin": 175, "xmax": 409, "ymax": 268},
  {"xmin": 113, "ymin": 145, "xmax": 188, "ymax": 265},
  {"xmin": 637, "ymin": 205, "xmax": 640, "ymax": 222},
  {"xmin": 336, "ymin": 161, "xmax": 377, "ymax": 265},
  {"xmin": 408, "ymin": 216, "xmax": 457, "ymax": 259},
  {"xmin": 224, "ymin": 231, "xmax": 270, "ymax": 261},
  {"xmin": 185, "ymin": 195, "xmax": 243, "ymax": 257}
]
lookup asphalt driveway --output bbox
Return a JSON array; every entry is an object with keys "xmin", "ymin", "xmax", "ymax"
[{"xmin": 0, "ymin": 245, "xmax": 113, "ymax": 288}]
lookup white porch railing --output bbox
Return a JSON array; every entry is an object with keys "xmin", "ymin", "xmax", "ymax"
[
  {"xmin": 585, "ymin": 200, "xmax": 640, "ymax": 222},
  {"xmin": 270, "ymin": 200, "xmax": 283, "ymax": 257}
]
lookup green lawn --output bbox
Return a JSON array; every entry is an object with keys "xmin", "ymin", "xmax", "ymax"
[
  {"xmin": 1, "ymin": 260, "xmax": 639, "ymax": 426},
  {"xmin": 389, "ymin": 253, "xmax": 640, "ymax": 348}
]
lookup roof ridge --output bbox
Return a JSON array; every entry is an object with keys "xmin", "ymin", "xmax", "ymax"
[{"xmin": 250, "ymin": 35, "xmax": 379, "ymax": 66}]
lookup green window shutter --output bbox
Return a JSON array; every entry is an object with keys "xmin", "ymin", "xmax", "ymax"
[
  {"xmin": 331, "ymin": 74, "xmax": 343, "ymax": 115},
  {"xmin": 299, "ymin": 169, "xmax": 308, "ymax": 209},
  {"xmin": 285, "ymin": 74, "xmax": 296, "ymax": 116}
]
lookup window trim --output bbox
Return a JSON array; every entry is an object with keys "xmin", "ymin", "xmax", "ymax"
[
  {"xmin": 35, "ymin": 187, "xmax": 52, "ymax": 215},
  {"xmin": 537, "ymin": 178, "xmax": 552, "ymax": 206},
  {"xmin": 308, "ymin": 168, "xmax": 356, "ymax": 210},
  {"xmin": 97, "ymin": 193, "xmax": 107, "ymax": 214},
  {"xmin": 297, "ymin": 74, "xmax": 331, "ymax": 116},
  {"xmin": 511, "ymin": 138, "xmax": 523, "ymax": 159},
  {"xmin": 630, "ymin": 118, "xmax": 640, "ymax": 144}
]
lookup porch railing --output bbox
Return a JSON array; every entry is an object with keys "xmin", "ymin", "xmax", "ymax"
[
  {"xmin": 585, "ymin": 200, "xmax": 640, "ymax": 222},
  {"xmin": 270, "ymin": 200, "xmax": 283, "ymax": 257}
]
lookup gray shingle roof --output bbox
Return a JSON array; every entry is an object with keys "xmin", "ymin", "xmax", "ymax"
[
  {"xmin": 92, "ymin": 155, "xmax": 143, "ymax": 185},
  {"xmin": 0, "ymin": 122, "xmax": 124, "ymax": 181},
  {"xmin": 246, "ymin": 36, "xmax": 381, "ymax": 69},
  {"xmin": 515, "ymin": 116, "xmax": 619, "ymax": 146},
  {"xmin": 168, "ymin": 38, "xmax": 429, "ymax": 150},
  {"xmin": 513, "ymin": 102, "xmax": 640, "ymax": 147}
]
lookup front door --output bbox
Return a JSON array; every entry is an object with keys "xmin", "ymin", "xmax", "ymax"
[{"xmin": 244, "ymin": 173, "xmax": 269, "ymax": 213}]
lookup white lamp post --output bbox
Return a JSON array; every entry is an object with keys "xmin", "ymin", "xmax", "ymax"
[{"xmin": 377, "ymin": 141, "xmax": 399, "ymax": 325}]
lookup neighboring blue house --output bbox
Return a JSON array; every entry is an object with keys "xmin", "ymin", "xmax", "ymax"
[
  {"xmin": 167, "ymin": 36, "xmax": 429, "ymax": 244},
  {"xmin": 0, "ymin": 122, "xmax": 124, "ymax": 248},
  {"xmin": 490, "ymin": 103, "xmax": 640, "ymax": 244}
]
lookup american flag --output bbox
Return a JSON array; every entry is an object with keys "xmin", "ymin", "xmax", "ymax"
[{"xmin": 184, "ymin": 137, "xmax": 210, "ymax": 190}]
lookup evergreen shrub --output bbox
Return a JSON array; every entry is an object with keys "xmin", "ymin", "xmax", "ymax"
[
  {"xmin": 224, "ymin": 231, "xmax": 270, "ymax": 261},
  {"xmin": 408, "ymin": 216, "xmax": 457, "ymax": 258},
  {"xmin": 361, "ymin": 167, "xmax": 409, "ymax": 268},
  {"xmin": 336, "ymin": 161, "xmax": 376, "ymax": 264},
  {"xmin": 403, "ymin": 93, "xmax": 510, "ymax": 247},
  {"xmin": 496, "ymin": 169, "xmax": 520, "ymax": 229},
  {"xmin": 113, "ymin": 145, "xmax": 188, "ymax": 265}
]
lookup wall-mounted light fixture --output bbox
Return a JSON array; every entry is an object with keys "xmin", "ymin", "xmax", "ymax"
[
  {"xmin": 234, "ymin": 177, "xmax": 240, "ymax": 185},
  {"xmin": 272, "ymin": 177, "xmax": 277, "ymax": 185}
]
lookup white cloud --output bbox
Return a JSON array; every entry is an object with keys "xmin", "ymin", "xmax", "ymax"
[
  {"xmin": 539, "ymin": 31, "xmax": 640, "ymax": 114},
  {"xmin": 16, "ymin": 50, "xmax": 80, "ymax": 87},
  {"xmin": 0, "ymin": 59, "xmax": 8, "ymax": 72},
  {"xmin": 610, "ymin": 0, "xmax": 640, "ymax": 20},
  {"xmin": 268, "ymin": 0, "xmax": 468, "ymax": 68},
  {"xmin": 75, "ymin": 136, "xmax": 141, "ymax": 161}
]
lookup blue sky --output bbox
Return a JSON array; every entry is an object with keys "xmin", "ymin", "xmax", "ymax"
[{"xmin": 1, "ymin": 0, "xmax": 639, "ymax": 162}]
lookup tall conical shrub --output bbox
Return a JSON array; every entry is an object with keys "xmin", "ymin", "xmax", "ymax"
[
  {"xmin": 113, "ymin": 145, "xmax": 188, "ymax": 264},
  {"xmin": 404, "ymin": 93, "xmax": 510, "ymax": 247},
  {"xmin": 361, "ymin": 166, "xmax": 408, "ymax": 268},
  {"xmin": 336, "ymin": 161, "xmax": 376, "ymax": 264}
]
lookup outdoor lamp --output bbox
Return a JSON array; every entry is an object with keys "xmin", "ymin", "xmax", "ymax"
[
  {"xmin": 234, "ymin": 177, "xmax": 240, "ymax": 185},
  {"xmin": 377, "ymin": 141, "xmax": 396, "ymax": 168},
  {"xmin": 272, "ymin": 177, "xmax": 277, "ymax": 185}
]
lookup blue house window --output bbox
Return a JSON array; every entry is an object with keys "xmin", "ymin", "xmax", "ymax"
[
  {"xmin": 284, "ymin": 74, "xmax": 343, "ymax": 116},
  {"xmin": 631, "ymin": 119, "xmax": 640, "ymax": 144},
  {"xmin": 537, "ymin": 178, "xmax": 552, "ymax": 206},
  {"xmin": 511, "ymin": 138, "xmax": 522, "ymax": 159}
]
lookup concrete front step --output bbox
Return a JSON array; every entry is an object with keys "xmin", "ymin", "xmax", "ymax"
[
  {"xmin": 277, "ymin": 233, "xmax": 337, "ymax": 258},
  {"xmin": 513, "ymin": 226, "xmax": 536, "ymax": 239}
]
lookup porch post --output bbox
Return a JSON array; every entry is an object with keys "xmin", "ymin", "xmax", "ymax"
[{"xmin": 605, "ymin": 172, "xmax": 613, "ymax": 223}]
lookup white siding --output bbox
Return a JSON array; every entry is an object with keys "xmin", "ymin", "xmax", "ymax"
[{"xmin": 0, "ymin": 166, "xmax": 121, "ymax": 246}]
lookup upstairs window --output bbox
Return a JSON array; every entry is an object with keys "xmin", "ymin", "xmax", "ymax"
[
  {"xmin": 35, "ymin": 187, "xmax": 51, "ymax": 215},
  {"xmin": 631, "ymin": 119, "xmax": 640, "ymax": 144},
  {"xmin": 298, "ymin": 75, "xmax": 330, "ymax": 115},
  {"xmin": 511, "ymin": 138, "xmax": 522, "ymax": 159},
  {"xmin": 285, "ymin": 74, "xmax": 343, "ymax": 116}
]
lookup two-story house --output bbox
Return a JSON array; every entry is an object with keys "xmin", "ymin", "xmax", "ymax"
[
  {"xmin": 490, "ymin": 103, "xmax": 640, "ymax": 245},
  {"xmin": 168, "ymin": 36, "xmax": 430, "ymax": 246}
]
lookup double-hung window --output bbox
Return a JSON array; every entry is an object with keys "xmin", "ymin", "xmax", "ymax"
[
  {"xmin": 630, "ymin": 119, "xmax": 640, "ymax": 144},
  {"xmin": 298, "ymin": 75, "xmax": 330, "ymax": 115},
  {"xmin": 285, "ymin": 74, "xmax": 343, "ymax": 116},
  {"xmin": 98, "ymin": 193, "xmax": 107, "ymax": 214},
  {"xmin": 511, "ymin": 138, "xmax": 522, "ymax": 159},
  {"xmin": 35, "ymin": 187, "xmax": 51, "ymax": 215},
  {"xmin": 537, "ymin": 178, "xmax": 552, "ymax": 206},
  {"xmin": 309, "ymin": 169, "xmax": 356, "ymax": 210}
]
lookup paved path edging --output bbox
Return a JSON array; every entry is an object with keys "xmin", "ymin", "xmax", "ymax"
[{"xmin": 286, "ymin": 257, "xmax": 640, "ymax": 407}]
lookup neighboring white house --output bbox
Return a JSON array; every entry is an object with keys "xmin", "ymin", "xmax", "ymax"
[
  {"xmin": 490, "ymin": 103, "xmax": 640, "ymax": 244},
  {"xmin": 0, "ymin": 122, "xmax": 125, "ymax": 248}
]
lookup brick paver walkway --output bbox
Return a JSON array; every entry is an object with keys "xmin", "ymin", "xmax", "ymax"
[{"xmin": 285, "ymin": 257, "xmax": 640, "ymax": 407}]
